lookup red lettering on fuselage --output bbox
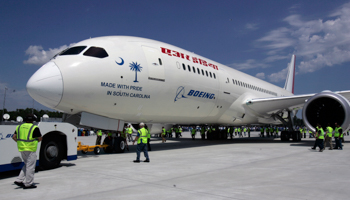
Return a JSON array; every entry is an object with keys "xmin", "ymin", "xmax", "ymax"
[{"xmin": 160, "ymin": 47, "xmax": 218, "ymax": 70}]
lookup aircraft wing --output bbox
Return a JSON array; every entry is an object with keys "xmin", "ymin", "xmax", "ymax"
[{"xmin": 244, "ymin": 90, "xmax": 350, "ymax": 117}]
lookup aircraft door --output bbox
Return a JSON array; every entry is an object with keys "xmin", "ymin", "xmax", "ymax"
[{"xmin": 142, "ymin": 46, "xmax": 165, "ymax": 82}]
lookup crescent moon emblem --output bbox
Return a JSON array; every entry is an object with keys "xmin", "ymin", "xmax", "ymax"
[{"xmin": 115, "ymin": 57, "xmax": 124, "ymax": 65}]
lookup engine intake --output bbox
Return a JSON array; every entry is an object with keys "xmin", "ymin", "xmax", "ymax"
[{"xmin": 302, "ymin": 92, "xmax": 350, "ymax": 132}]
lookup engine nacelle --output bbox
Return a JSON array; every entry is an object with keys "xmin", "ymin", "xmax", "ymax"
[{"xmin": 302, "ymin": 91, "xmax": 350, "ymax": 132}]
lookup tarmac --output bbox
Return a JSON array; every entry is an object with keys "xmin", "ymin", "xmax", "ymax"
[{"xmin": 1, "ymin": 131, "xmax": 349, "ymax": 200}]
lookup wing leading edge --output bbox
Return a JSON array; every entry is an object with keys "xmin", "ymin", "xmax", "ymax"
[{"xmin": 244, "ymin": 90, "xmax": 350, "ymax": 119}]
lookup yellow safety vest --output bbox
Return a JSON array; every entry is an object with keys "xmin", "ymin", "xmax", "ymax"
[
  {"xmin": 127, "ymin": 127, "xmax": 133, "ymax": 134},
  {"xmin": 16, "ymin": 123, "xmax": 39, "ymax": 152},
  {"xmin": 316, "ymin": 127, "xmax": 324, "ymax": 139},
  {"xmin": 97, "ymin": 130, "xmax": 102, "ymax": 136},
  {"xmin": 162, "ymin": 128, "xmax": 166, "ymax": 135},
  {"xmin": 334, "ymin": 127, "xmax": 341, "ymax": 137},
  {"xmin": 326, "ymin": 126, "xmax": 333, "ymax": 137},
  {"xmin": 137, "ymin": 128, "xmax": 148, "ymax": 144}
]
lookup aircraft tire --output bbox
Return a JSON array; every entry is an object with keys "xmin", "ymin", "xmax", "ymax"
[
  {"xmin": 292, "ymin": 131, "xmax": 301, "ymax": 142},
  {"xmin": 280, "ymin": 131, "xmax": 289, "ymax": 141},
  {"xmin": 113, "ymin": 137, "xmax": 126, "ymax": 153},
  {"xmin": 39, "ymin": 135, "xmax": 64, "ymax": 170},
  {"xmin": 102, "ymin": 137, "xmax": 113, "ymax": 153}
]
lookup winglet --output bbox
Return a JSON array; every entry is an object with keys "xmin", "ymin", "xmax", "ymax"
[{"xmin": 284, "ymin": 55, "xmax": 296, "ymax": 94}]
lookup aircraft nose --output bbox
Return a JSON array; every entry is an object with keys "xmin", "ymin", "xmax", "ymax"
[{"xmin": 26, "ymin": 62, "xmax": 63, "ymax": 109}]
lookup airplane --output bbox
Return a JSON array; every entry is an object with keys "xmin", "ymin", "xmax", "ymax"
[{"xmin": 26, "ymin": 36, "xmax": 350, "ymax": 148}]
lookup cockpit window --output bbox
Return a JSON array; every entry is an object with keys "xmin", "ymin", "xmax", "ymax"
[
  {"xmin": 59, "ymin": 46, "xmax": 87, "ymax": 56},
  {"xmin": 83, "ymin": 47, "xmax": 109, "ymax": 58}
]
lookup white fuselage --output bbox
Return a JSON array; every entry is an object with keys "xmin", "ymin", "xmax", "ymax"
[{"xmin": 27, "ymin": 36, "xmax": 293, "ymax": 125}]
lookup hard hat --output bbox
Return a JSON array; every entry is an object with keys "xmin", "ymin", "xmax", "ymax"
[{"xmin": 139, "ymin": 122, "xmax": 145, "ymax": 126}]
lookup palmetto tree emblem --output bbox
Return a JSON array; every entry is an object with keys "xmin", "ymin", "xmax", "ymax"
[{"xmin": 129, "ymin": 62, "xmax": 143, "ymax": 82}]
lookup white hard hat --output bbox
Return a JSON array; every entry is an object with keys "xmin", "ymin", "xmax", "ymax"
[{"xmin": 139, "ymin": 122, "xmax": 145, "ymax": 126}]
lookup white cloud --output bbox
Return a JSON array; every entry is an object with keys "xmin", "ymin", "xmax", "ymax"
[
  {"xmin": 257, "ymin": 2, "xmax": 350, "ymax": 76},
  {"xmin": 268, "ymin": 67, "xmax": 288, "ymax": 83},
  {"xmin": 23, "ymin": 44, "xmax": 75, "ymax": 65},
  {"xmin": 255, "ymin": 72, "xmax": 265, "ymax": 79}
]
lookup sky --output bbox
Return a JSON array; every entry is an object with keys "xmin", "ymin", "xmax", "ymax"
[{"xmin": 1, "ymin": 0, "xmax": 350, "ymax": 114}]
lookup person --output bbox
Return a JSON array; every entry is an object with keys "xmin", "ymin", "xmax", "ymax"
[
  {"xmin": 299, "ymin": 127, "xmax": 303, "ymax": 139},
  {"xmin": 311, "ymin": 124, "xmax": 324, "ymax": 152},
  {"xmin": 309, "ymin": 129, "xmax": 313, "ymax": 138},
  {"xmin": 334, "ymin": 122, "xmax": 343, "ymax": 150},
  {"xmin": 166, "ymin": 128, "xmax": 172, "ymax": 138},
  {"xmin": 200, "ymin": 126, "xmax": 206, "ymax": 139},
  {"xmin": 238, "ymin": 127, "xmax": 242, "ymax": 138},
  {"xmin": 95, "ymin": 129, "xmax": 102, "ymax": 145},
  {"xmin": 243, "ymin": 127, "xmax": 247, "ymax": 137},
  {"xmin": 247, "ymin": 127, "xmax": 251, "ymax": 138},
  {"xmin": 121, "ymin": 127, "xmax": 129, "ymax": 151},
  {"xmin": 260, "ymin": 127, "xmax": 264, "ymax": 137},
  {"xmin": 161, "ymin": 127, "xmax": 166, "ymax": 143},
  {"xmin": 127, "ymin": 125, "xmax": 133, "ymax": 142},
  {"xmin": 179, "ymin": 126, "xmax": 182, "ymax": 137},
  {"xmin": 191, "ymin": 126, "xmax": 196, "ymax": 140},
  {"xmin": 303, "ymin": 127, "xmax": 307, "ymax": 138},
  {"xmin": 133, "ymin": 122, "xmax": 150, "ymax": 163},
  {"xmin": 12, "ymin": 114, "xmax": 42, "ymax": 189},
  {"xmin": 145, "ymin": 124, "xmax": 151, "ymax": 151},
  {"xmin": 324, "ymin": 123, "xmax": 333, "ymax": 150},
  {"xmin": 229, "ymin": 126, "xmax": 234, "ymax": 139},
  {"xmin": 274, "ymin": 127, "xmax": 279, "ymax": 138}
]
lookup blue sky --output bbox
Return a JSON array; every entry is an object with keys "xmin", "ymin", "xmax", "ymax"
[{"xmin": 1, "ymin": 0, "xmax": 350, "ymax": 112}]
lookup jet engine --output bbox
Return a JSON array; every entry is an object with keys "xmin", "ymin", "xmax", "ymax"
[{"xmin": 302, "ymin": 91, "xmax": 350, "ymax": 132}]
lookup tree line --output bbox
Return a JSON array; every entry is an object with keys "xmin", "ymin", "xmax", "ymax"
[{"xmin": 1, "ymin": 108, "xmax": 62, "ymax": 121}]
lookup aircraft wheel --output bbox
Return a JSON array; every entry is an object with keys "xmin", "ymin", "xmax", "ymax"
[
  {"xmin": 280, "ymin": 131, "xmax": 289, "ymax": 141},
  {"xmin": 102, "ymin": 137, "xmax": 113, "ymax": 153},
  {"xmin": 114, "ymin": 137, "xmax": 126, "ymax": 153},
  {"xmin": 40, "ymin": 135, "xmax": 64, "ymax": 169}
]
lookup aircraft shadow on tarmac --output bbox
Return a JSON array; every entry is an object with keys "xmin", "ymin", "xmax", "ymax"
[{"xmin": 77, "ymin": 134, "xmax": 329, "ymax": 157}]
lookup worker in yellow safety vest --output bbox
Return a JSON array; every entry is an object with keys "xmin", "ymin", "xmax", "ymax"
[
  {"xmin": 121, "ymin": 128, "xmax": 129, "ymax": 151},
  {"xmin": 96, "ymin": 130, "xmax": 103, "ymax": 145},
  {"xmin": 311, "ymin": 124, "xmax": 324, "ymax": 152},
  {"xmin": 133, "ymin": 122, "xmax": 150, "ymax": 162},
  {"xmin": 191, "ymin": 126, "xmax": 196, "ymax": 140},
  {"xmin": 324, "ymin": 123, "xmax": 333, "ymax": 150},
  {"xmin": 12, "ymin": 114, "xmax": 42, "ymax": 189},
  {"xmin": 334, "ymin": 122, "xmax": 343, "ymax": 150},
  {"xmin": 161, "ymin": 127, "xmax": 166, "ymax": 143},
  {"xmin": 200, "ymin": 126, "xmax": 206, "ymax": 140},
  {"xmin": 127, "ymin": 125, "xmax": 133, "ymax": 142}
]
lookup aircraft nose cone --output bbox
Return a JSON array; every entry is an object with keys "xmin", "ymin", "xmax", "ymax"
[{"xmin": 26, "ymin": 62, "xmax": 63, "ymax": 109}]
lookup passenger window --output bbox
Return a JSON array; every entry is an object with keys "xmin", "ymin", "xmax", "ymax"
[
  {"xmin": 59, "ymin": 46, "xmax": 87, "ymax": 56},
  {"xmin": 197, "ymin": 68, "xmax": 200, "ymax": 74},
  {"xmin": 158, "ymin": 58, "xmax": 162, "ymax": 65},
  {"xmin": 201, "ymin": 69, "xmax": 204, "ymax": 75},
  {"xmin": 209, "ymin": 72, "xmax": 212, "ymax": 78},
  {"xmin": 213, "ymin": 73, "xmax": 216, "ymax": 79},
  {"xmin": 205, "ymin": 71, "xmax": 208, "ymax": 77},
  {"xmin": 188, "ymin": 65, "xmax": 191, "ymax": 72},
  {"xmin": 83, "ymin": 47, "xmax": 108, "ymax": 58},
  {"xmin": 192, "ymin": 66, "xmax": 196, "ymax": 73},
  {"xmin": 182, "ymin": 64, "xmax": 186, "ymax": 70}
]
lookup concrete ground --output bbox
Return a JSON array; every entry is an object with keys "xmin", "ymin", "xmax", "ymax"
[{"xmin": 1, "ymin": 131, "xmax": 349, "ymax": 200}]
